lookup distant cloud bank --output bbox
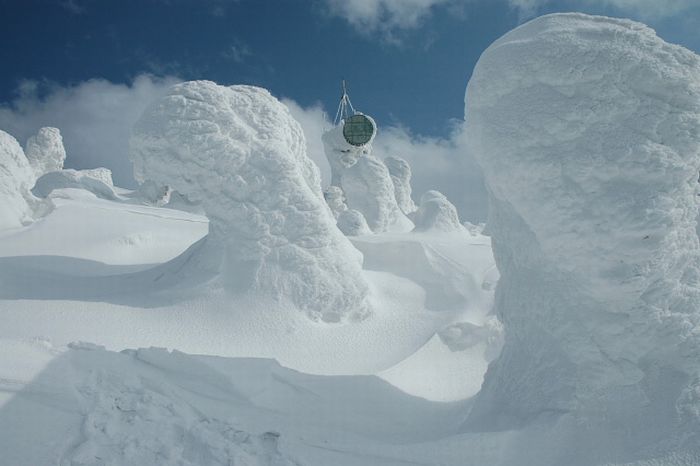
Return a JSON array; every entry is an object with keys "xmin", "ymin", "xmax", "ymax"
[
  {"xmin": 0, "ymin": 75, "xmax": 179, "ymax": 188},
  {"xmin": 0, "ymin": 75, "xmax": 487, "ymax": 222}
]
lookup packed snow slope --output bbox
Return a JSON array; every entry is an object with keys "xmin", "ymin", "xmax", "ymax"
[
  {"xmin": 0, "ymin": 339, "xmax": 479, "ymax": 466},
  {"xmin": 465, "ymin": 12, "xmax": 700, "ymax": 464},
  {"xmin": 0, "ymin": 187, "xmax": 496, "ymax": 401},
  {"xmin": 130, "ymin": 81, "xmax": 370, "ymax": 323}
]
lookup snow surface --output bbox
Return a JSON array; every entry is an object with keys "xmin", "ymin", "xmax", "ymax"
[
  {"xmin": 0, "ymin": 188, "xmax": 495, "ymax": 382},
  {"xmin": 24, "ymin": 126, "xmax": 66, "ymax": 178},
  {"xmin": 0, "ymin": 339, "xmax": 482, "ymax": 466},
  {"xmin": 0, "ymin": 188, "xmax": 208, "ymax": 268},
  {"xmin": 465, "ymin": 11, "xmax": 700, "ymax": 462},
  {"xmin": 130, "ymin": 81, "xmax": 370, "ymax": 323}
]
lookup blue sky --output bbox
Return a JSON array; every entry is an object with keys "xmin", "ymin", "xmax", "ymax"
[
  {"xmin": 1, "ymin": 0, "xmax": 699, "ymax": 220},
  {"xmin": 3, "ymin": 0, "xmax": 698, "ymax": 137}
]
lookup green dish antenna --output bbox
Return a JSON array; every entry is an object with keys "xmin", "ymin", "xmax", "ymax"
[{"xmin": 333, "ymin": 80, "xmax": 376, "ymax": 147}]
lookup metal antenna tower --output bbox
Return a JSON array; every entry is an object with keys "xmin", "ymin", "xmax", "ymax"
[{"xmin": 333, "ymin": 80, "xmax": 357, "ymax": 126}]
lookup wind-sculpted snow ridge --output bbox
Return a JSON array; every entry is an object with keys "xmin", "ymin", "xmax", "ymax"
[
  {"xmin": 384, "ymin": 156, "xmax": 416, "ymax": 214},
  {"xmin": 323, "ymin": 125, "xmax": 413, "ymax": 233},
  {"xmin": 0, "ymin": 130, "xmax": 39, "ymax": 230},
  {"xmin": 465, "ymin": 12, "xmax": 700, "ymax": 462},
  {"xmin": 130, "ymin": 81, "xmax": 369, "ymax": 323},
  {"xmin": 412, "ymin": 190, "xmax": 462, "ymax": 233},
  {"xmin": 24, "ymin": 127, "xmax": 66, "ymax": 178},
  {"xmin": 33, "ymin": 168, "xmax": 118, "ymax": 200}
]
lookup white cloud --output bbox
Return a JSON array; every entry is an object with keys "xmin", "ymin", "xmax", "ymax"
[
  {"xmin": 590, "ymin": 0, "xmax": 698, "ymax": 18},
  {"xmin": 372, "ymin": 123, "xmax": 487, "ymax": 222},
  {"xmin": 0, "ymin": 76, "xmax": 486, "ymax": 221},
  {"xmin": 0, "ymin": 74, "xmax": 179, "ymax": 188},
  {"xmin": 282, "ymin": 99, "xmax": 334, "ymax": 188},
  {"xmin": 222, "ymin": 40, "xmax": 252, "ymax": 63},
  {"xmin": 322, "ymin": 0, "xmax": 454, "ymax": 37},
  {"xmin": 322, "ymin": 0, "xmax": 698, "ymax": 37}
]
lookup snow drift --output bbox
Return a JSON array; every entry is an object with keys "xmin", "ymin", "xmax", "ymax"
[
  {"xmin": 33, "ymin": 168, "xmax": 118, "ymax": 200},
  {"xmin": 0, "ymin": 130, "xmax": 39, "ymax": 229},
  {"xmin": 130, "ymin": 81, "xmax": 369, "ymax": 322},
  {"xmin": 465, "ymin": 12, "xmax": 700, "ymax": 459}
]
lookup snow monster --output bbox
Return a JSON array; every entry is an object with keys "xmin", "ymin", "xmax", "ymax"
[
  {"xmin": 465, "ymin": 13, "xmax": 700, "ymax": 461},
  {"xmin": 130, "ymin": 81, "xmax": 369, "ymax": 323}
]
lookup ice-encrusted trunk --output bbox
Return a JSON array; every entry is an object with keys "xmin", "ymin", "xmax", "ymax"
[{"xmin": 465, "ymin": 12, "xmax": 700, "ymax": 443}]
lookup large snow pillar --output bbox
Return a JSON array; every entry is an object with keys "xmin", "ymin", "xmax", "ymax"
[
  {"xmin": 0, "ymin": 130, "xmax": 38, "ymax": 229},
  {"xmin": 130, "ymin": 81, "xmax": 369, "ymax": 322},
  {"xmin": 465, "ymin": 12, "xmax": 700, "ymax": 437},
  {"xmin": 25, "ymin": 127, "xmax": 66, "ymax": 179}
]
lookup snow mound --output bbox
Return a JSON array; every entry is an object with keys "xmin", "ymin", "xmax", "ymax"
[
  {"xmin": 32, "ymin": 168, "xmax": 118, "ymax": 200},
  {"xmin": 412, "ymin": 190, "xmax": 462, "ymax": 232},
  {"xmin": 323, "ymin": 125, "xmax": 412, "ymax": 233},
  {"xmin": 24, "ymin": 127, "xmax": 66, "ymax": 178},
  {"xmin": 0, "ymin": 342, "xmax": 301, "ymax": 466},
  {"xmin": 0, "ymin": 130, "xmax": 38, "ymax": 229},
  {"xmin": 337, "ymin": 209, "xmax": 371, "ymax": 236},
  {"xmin": 130, "ymin": 81, "xmax": 369, "ymax": 322},
  {"xmin": 384, "ymin": 156, "xmax": 416, "ymax": 214},
  {"xmin": 465, "ymin": 11, "xmax": 700, "ymax": 455}
]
